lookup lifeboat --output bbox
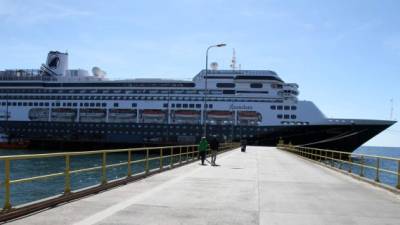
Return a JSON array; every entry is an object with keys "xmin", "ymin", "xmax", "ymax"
[
  {"xmin": 142, "ymin": 109, "xmax": 166, "ymax": 123},
  {"xmin": 174, "ymin": 110, "xmax": 200, "ymax": 124},
  {"xmin": 174, "ymin": 110, "xmax": 200, "ymax": 118},
  {"xmin": 109, "ymin": 109, "xmax": 137, "ymax": 122},
  {"xmin": 79, "ymin": 108, "xmax": 106, "ymax": 122},
  {"xmin": 207, "ymin": 111, "xmax": 233, "ymax": 119},
  {"xmin": 29, "ymin": 108, "xmax": 49, "ymax": 121},
  {"xmin": 51, "ymin": 108, "xmax": 77, "ymax": 122},
  {"xmin": 109, "ymin": 109, "xmax": 137, "ymax": 118},
  {"xmin": 142, "ymin": 109, "xmax": 166, "ymax": 118},
  {"xmin": 80, "ymin": 108, "xmax": 106, "ymax": 117},
  {"xmin": 51, "ymin": 108, "xmax": 77, "ymax": 117},
  {"xmin": 238, "ymin": 111, "xmax": 261, "ymax": 120}
]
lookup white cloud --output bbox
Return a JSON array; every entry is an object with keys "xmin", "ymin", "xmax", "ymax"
[{"xmin": 0, "ymin": 0, "xmax": 92, "ymax": 25}]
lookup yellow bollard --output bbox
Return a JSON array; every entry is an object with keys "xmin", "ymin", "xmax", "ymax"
[
  {"xmin": 3, "ymin": 159, "xmax": 12, "ymax": 211},
  {"xmin": 64, "ymin": 155, "xmax": 71, "ymax": 194}
]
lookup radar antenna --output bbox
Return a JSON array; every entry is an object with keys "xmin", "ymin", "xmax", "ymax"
[{"xmin": 230, "ymin": 48, "xmax": 237, "ymax": 70}]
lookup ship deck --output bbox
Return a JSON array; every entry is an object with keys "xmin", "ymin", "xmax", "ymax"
[{"xmin": 7, "ymin": 146, "xmax": 400, "ymax": 225}]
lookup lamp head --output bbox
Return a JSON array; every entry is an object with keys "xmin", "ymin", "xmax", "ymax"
[{"xmin": 216, "ymin": 43, "xmax": 226, "ymax": 47}]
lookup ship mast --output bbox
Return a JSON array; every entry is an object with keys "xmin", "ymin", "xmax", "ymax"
[{"xmin": 230, "ymin": 48, "xmax": 237, "ymax": 70}]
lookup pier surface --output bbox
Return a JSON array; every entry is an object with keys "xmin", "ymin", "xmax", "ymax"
[{"xmin": 9, "ymin": 147, "xmax": 400, "ymax": 225}]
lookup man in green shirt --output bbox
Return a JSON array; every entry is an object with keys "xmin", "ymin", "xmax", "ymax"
[{"xmin": 198, "ymin": 137, "xmax": 208, "ymax": 165}]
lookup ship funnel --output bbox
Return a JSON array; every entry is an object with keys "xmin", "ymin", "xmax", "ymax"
[{"xmin": 43, "ymin": 51, "xmax": 69, "ymax": 76}]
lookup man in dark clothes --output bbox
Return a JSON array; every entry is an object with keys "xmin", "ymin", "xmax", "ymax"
[
  {"xmin": 241, "ymin": 139, "xmax": 247, "ymax": 152},
  {"xmin": 210, "ymin": 136, "xmax": 219, "ymax": 166}
]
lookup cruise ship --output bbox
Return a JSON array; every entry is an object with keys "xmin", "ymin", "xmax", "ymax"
[{"xmin": 0, "ymin": 51, "xmax": 395, "ymax": 151}]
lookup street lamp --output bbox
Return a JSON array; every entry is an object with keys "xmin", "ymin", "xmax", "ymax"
[{"xmin": 203, "ymin": 43, "xmax": 226, "ymax": 138}]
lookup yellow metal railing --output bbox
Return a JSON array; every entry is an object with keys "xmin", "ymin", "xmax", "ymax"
[
  {"xmin": 0, "ymin": 142, "xmax": 239, "ymax": 212},
  {"xmin": 278, "ymin": 144, "xmax": 400, "ymax": 190}
]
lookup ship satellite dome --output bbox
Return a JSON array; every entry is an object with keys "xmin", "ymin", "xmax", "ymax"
[
  {"xmin": 92, "ymin": 66, "xmax": 106, "ymax": 77},
  {"xmin": 210, "ymin": 62, "xmax": 218, "ymax": 70}
]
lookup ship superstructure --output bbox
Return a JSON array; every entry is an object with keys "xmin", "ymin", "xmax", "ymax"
[{"xmin": 0, "ymin": 51, "xmax": 395, "ymax": 151}]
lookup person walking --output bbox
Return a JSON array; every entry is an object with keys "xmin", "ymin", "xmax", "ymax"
[
  {"xmin": 198, "ymin": 137, "xmax": 208, "ymax": 165},
  {"xmin": 241, "ymin": 138, "xmax": 247, "ymax": 152},
  {"xmin": 210, "ymin": 136, "xmax": 219, "ymax": 166}
]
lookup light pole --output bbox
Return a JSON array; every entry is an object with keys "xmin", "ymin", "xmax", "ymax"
[{"xmin": 203, "ymin": 43, "xmax": 226, "ymax": 138}]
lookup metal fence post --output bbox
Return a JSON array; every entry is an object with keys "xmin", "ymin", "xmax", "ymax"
[
  {"xmin": 101, "ymin": 152, "xmax": 107, "ymax": 185},
  {"xmin": 3, "ymin": 159, "xmax": 12, "ymax": 210},
  {"xmin": 145, "ymin": 148, "xmax": 149, "ymax": 175},
  {"xmin": 360, "ymin": 156, "xmax": 364, "ymax": 177},
  {"xmin": 339, "ymin": 152, "xmax": 342, "ymax": 169},
  {"xmin": 170, "ymin": 147, "xmax": 173, "ymax": 168},
  {"xmin": 375, "ymin": 158, "xmax": 380, "ymax": 182},
  {"xmin": 160, "ymin": 148, "xmax": 163, "ymax": 170},
  {"xmin": 64, "ymin": 155, "xmax": 71, "ymax": 194},
  {"xmin": 348, "ymin": 156, "xmax": 352, "ymax": 173},
  {"xmin": 179, "ymin": 146, "xmax": 182, "ymax": 164},
  {"xmin": 397, "ymin": 160, "xmax": 400, "ymax": 189},
  {"xmin": 127, "ymin": 150, "xmax": 132, "ymax": 177}
]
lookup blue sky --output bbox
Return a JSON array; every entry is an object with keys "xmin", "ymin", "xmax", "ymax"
[{"xmin": 0, "ymin": 0, "xmax": 399, "ymax": 146}]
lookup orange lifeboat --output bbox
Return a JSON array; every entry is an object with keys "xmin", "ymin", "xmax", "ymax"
[
  {"xmin": 174, "ymin": 110, "xmax": 200, "ymax": 118},
  {"xmin": 238, "ymin": 111, "xmax": 260, "ymax": 120},
  {"xmin": 207, "ymin": 111, "xmax": 233, "ymax": 119},
  {"xmin": 142, "ymin": 109, "xmax": 166, "ymax": 117}
]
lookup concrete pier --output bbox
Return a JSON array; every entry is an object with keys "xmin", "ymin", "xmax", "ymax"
[{"xmin": 8, "ymin": 147, "xmax": 400, "ymax": 225}]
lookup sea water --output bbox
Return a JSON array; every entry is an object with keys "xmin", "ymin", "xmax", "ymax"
[
  {"xmin": 0, "ymin": 148, "xmax": 182, "ymax": 207},
  {"xmin": 0, "ymin": 146, "xmax": 399, "ymax": 208}
]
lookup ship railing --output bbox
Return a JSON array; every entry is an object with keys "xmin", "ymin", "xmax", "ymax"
[
  {"xmin": 0, "ymin": 142, "xmax": 240, "ymax": 217},
  {"xmin": 277, "ymin": 144, "xmax": 400, "ymax": 192}
]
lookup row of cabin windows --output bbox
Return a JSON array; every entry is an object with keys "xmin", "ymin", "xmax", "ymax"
[
  {"xmin": 270, "ymin": 105, "xmax": 297, "ymax": 110},
  {"xmin": 281, "ymin": 121, "xmax": 309, "ymax": 125},
  {"xmin": 277, "ymin": 114, "xmax": 297, "ymax": 119},
  {"xmin": 163, "ymin": 103, "xmax": 212, "ymax": 109},
  {"xmin": 216, "ymin": 83, "xmax": 263, "ymax": 88},
  {"xmin": 0, "ymin": 101, "xmax": 135, "ymax": 108},
  {"xmin": 1, "ymin": 101, "xmax": 50, "ymax": 107},
  {"xmin": 0, "ymin": 95, "xmax": 281, "ymax": 103},
  {"xmin": 0, "ymin": 89, "xmax": 212, "ymax": 95},
  {"xmin": 0, "ymin": 101, "xmax": 214, "ymax": 109}
]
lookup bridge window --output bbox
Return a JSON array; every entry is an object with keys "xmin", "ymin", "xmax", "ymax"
[
  {"xmin": 250, "ymin": 83, "xmax": 263, "ymax": 88},
  {"xmin": 291, "ymin": 106, "xmax": 297, "ymax": 110},
  {"xmin": 277, "ymin": 114, "xmax": 283, "ymax": 119},
  {"xmin": 284, "ymin": 114, "xmax": 290, "ymax": 119},
  {"xmin": 270, "ymin": 105, "xmax": 276, "ymax": 110},
  {"xmin": 216, "ymin": 83, "xmax": 235, "ymax": 88},
  {"xmin": 291, "ymin": 115, "xmax": 297, "ymax": 119},
  {"xmin": 284, "ymin": 106, "xmax": 290, "ymax": 110},
  {"xmin": 277, "ymin": 106, "xmax": 283, "ymax": 110}
]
